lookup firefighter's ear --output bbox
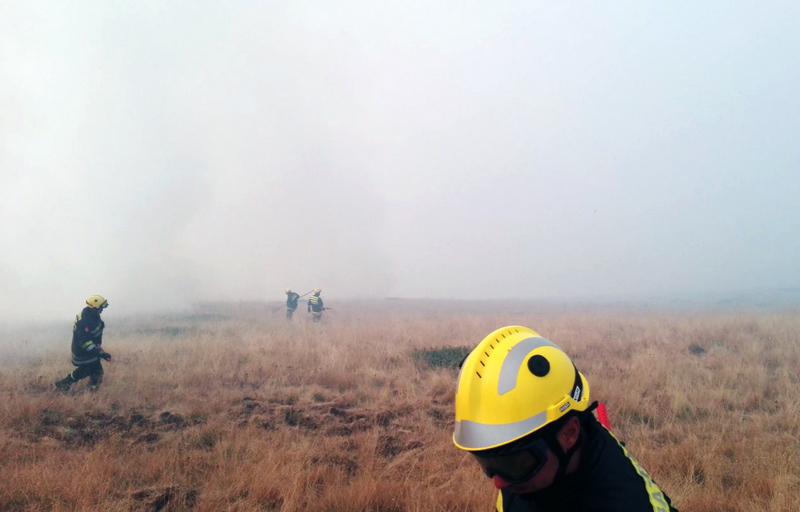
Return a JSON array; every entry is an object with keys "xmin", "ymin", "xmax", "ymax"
[{"xmin": 557, "ymin": 416, "xmax": 581, "ymax": 451}]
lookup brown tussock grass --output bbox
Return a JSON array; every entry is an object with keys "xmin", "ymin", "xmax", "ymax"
[{"xmin": 1, "ymin": 302, "xmax": 799, "ymax": 511}]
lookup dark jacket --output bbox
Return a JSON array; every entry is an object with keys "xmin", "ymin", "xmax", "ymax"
[
  {"xmin": 71, "ymin": 307, "xmax": 106, "ymax": 366},
  {"xmin": 497, "ymin": 415, "xmax": 679, "ymax": 512},
  {"xmin": 308, "ymin": 295, "xmax": 324, "ymax": 312},
  {"xmin": 286, "ymin": 292, "xmax": 300, "ymax": 310}
]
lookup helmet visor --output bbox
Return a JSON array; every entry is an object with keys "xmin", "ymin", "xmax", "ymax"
[{"xmin": 472, "ymin": 438, "xmax": 549, "ymax": 484}]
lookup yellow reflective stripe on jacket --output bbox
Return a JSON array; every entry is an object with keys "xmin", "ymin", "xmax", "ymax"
[
  {"xmin": 495, "ymin": 492, "xmax": 504, "ymax": 512},
  {"xmin": 608, "ymin": 430, "xmax": 672, "ymax": 512},
  {"xmin": 82, "ymin": 340, "xmax": 95, "ymax": 349}
]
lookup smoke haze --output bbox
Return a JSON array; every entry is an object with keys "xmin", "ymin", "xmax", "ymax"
[{"xmin": 2, "ymin": 1, "xmax": 799, "ymax": 321}]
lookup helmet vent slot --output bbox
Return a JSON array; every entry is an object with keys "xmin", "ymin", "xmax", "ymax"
[
  {"xmin": 476, "ymin": 371, "xmax": 482, "ymax": 378},
  {"xmin": 479, "ymin": 360, "xmax": 485, "ymax": 367}
]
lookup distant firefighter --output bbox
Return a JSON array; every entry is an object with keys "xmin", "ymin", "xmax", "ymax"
[
  {"xmin": 285, "ymin": 288, "xmax": 300, "ymax": 320},
  {"xmin": 307, "ymin": 289, "xmax": 325, "ymax": 322},
  {"xmin": 55, "ymin": 294, "xmax": 113, "ymax": 392}
]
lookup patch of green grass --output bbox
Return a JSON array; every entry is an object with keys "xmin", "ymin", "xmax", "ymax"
[{"xmin": 413, "ymin": 346, "xmax": 472, "ymax": 369}]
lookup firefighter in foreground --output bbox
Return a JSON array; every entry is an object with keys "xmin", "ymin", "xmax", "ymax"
[
  {"xmin": 454, "ymin": 326, "xmax": 679, "ymax": 512},
  {"xmin": 307, "ymin": 289, "xmax": 325, "ymax": 322},
  {"xmin": 55, "ymin": 294, "xmax": 113, "ymax": 392},
  {"xmin": 285, "ymin": 288, "xmax": 300, "ymax": 320}
]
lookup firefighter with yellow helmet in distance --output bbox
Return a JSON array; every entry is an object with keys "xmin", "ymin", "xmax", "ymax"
[
  {"xmin": 307, "ymin": 289, "xmax": 325, "ymax": 322},
  {"xmin": 55, "ymin": 294, "xmax": 113, "ymax": 392},
  {"xmin": 454, "ymin": 326, "xmax": 679, "ymax": 512}
]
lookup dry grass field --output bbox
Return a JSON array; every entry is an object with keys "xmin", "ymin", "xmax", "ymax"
[{"xmin": 1, "ymin": 300, "xmax": 799, "ymax": 512}]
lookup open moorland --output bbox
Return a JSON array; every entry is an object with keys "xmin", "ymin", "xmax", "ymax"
[{"xmin": 1, "ymin": 300, "xmax": 799, "ymax": 512}]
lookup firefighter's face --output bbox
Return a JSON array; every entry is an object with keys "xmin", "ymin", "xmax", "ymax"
[
  {"xmin": 492, "ymin": 449, "xmax": 559, "ymax": 493},
  {"xmin": 492, "ymin": 416, "xmax": 582, "ymax": 494}
]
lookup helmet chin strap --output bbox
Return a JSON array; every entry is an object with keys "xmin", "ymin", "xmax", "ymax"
[
  {"xmin": 545, "ymin": 402, "xmax": 596, "ymax": 483},
  {"xmin": 544, "ymin": 427, "xmax": 585, "ymax": 483}
]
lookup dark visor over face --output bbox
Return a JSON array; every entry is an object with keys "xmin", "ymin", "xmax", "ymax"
[{"xmin": 472, "ymin": 437, "xmax": 550, "ymax": 485}]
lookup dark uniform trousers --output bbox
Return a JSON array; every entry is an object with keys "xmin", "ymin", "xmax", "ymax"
[{"xmin": 71, "ymin": 360, "xmax": 104, "ymax": 387}]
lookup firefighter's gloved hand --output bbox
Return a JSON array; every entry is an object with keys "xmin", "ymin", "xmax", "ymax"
[{"xmin": 99, "ymin": 352, "xmax": 112, "ymax": 361}]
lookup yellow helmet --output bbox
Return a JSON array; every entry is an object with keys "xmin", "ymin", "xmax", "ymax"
[
  {"xmin": 285, "ymin": 288, "xmax": 292, "ymax": 294},
  {"xmin": 85, "ymin": 294, "xmax": 109, "ymax": 309},
  {"xmin": 453, "ymin": 326, "xmax": 590, "ymax": 451},
  {"xmin": 313, "ymin": 288, "xmax": 321, "ymax": 295}
]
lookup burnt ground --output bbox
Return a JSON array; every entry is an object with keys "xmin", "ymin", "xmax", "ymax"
[
  {"xmin": 228, "ymin": 395, "xmax": 442, "ymax": 454},
  {"xmin": 11, "ymin": 407, "xmax": 205, "ymax": 448},
  {"xmin": 4, "ymin": 393, "xmax": 451, "ymax": 511}
]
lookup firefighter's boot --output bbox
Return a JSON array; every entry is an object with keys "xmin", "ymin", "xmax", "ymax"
[
  {"xmin": 55, "ymin": 375, "xmax": 74, "ymax": 393},
  {"xmin": 88, "ymin": 372, "xmax": 104, "ymax": 392}
]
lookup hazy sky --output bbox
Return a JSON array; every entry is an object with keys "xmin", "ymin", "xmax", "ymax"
[{"xmin": 1, "ymin": 1, "xmax": 799, "ymax": 321}]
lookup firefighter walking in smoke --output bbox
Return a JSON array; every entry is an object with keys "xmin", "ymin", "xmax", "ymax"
[
  {"xmin": 454, "ymin": 326, "xmax": 679, "ymax": 512},
  {"xmin": 307, "ymin": 289, "xmax": 325, "ymax": 322},
  {"xmin": 55, "ymin": 294, "xmax": 113, "ymax": 392},
  {"xmin": 285, "ymin": 288, "xmax": 300, "ymax": 320}
]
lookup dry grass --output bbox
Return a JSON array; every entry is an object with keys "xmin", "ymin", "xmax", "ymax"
[{"xmin": 1, "ymin": 301, "xmax": 799, "ymax": 511}]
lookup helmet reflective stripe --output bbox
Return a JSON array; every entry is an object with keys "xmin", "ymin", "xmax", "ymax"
[
  {"xmin": 454, "ymin": 411, "xmax": 549, "ymax": 450},
  {"xmin": 498, "ymin": 337, "xmax": 560, "ymax": 395}
]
